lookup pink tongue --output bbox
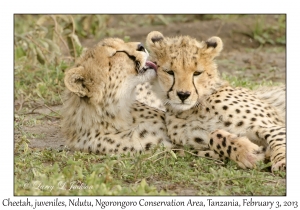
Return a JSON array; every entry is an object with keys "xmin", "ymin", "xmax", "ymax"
[{"xmin": 146, "ymin": 61, "xmax": 157, "ymax": 71}]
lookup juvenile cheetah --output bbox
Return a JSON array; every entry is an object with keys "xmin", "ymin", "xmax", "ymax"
[
  {"xmin": 61, "ymin": 38, "xmax": 173, "ymax": 154},
  {"xmin": 135, "ymin": 82, "xmax": 165, "ymax": 111},
  {"xmin": 146, "ymin": 31, "xmax": 286, "ymax": 171}
]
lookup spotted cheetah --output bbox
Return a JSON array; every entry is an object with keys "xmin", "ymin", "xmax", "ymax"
[
  {"xmin": 61, "ymin": 38, "xmax": 173, "ymax": 154},
  {"xmin": 135, "ymin": 82, "xmax": 165, "ymax": 111},
  {"xmin": 146, "ymin": 31, "xmax": 286, "ymax": 171}
]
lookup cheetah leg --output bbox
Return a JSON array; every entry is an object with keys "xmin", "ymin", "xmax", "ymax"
[
  {"xmin": 172, "ymin": 147, "xmax": 223, "ymax": 161},
  {"xmin": 166, "ymin": 118, "xmax": 230, "ymax": 162},
  {"xmin": 250, "ymin": 125, "xmax": 286, "ymax": 171},
  {"xmin": 73, "ymin": 129, "xmax": 174, "ymax": 155},
  {"xmin": 196, "ymin": 150, "xmax": 226, "ymax": 161},
  {"xmin": 169, "ymin": 120, "xmax": 211, "ymax": 150},
  {"xmin": 209, "ymin": 129, "xmax": 265, "ymax": 169}
]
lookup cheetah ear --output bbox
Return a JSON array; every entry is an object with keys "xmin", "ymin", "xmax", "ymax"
[
  {"xmin": 64, "ymin": 66, "xmax": 89, "ymax": 97},
  {"xmin": 146, "ymin": 31, "xmax": 165, "ymax": 51},
  {"xmin": 202, "ymin": 36, "xmax": 223, "ymax": 58}
]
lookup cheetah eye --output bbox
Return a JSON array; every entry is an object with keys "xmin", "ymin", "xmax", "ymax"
[
  {"xmin": 137, "ymin": 44, "xmax": 146, "ymax": 53},
  {"xmin": 193, "ymin": 71, "xmax": 202, "ymax": 76},
  {"xmin": 166, "ymin": 70, "xmax": 174, "ymax": 76}
]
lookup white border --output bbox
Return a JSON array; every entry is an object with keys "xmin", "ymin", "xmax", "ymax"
[{"xmin": 2, "ymin": 0, "xmax": 300, "ymax": 209}]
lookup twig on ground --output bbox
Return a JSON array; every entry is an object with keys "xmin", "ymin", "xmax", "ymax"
[{"xmin": 50, "ymin": 15, "xmax": 71, "ymax": 57}]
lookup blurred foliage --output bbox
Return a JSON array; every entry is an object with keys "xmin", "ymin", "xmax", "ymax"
[
  {"xmin": 240, "ymin": 15, "xmax": 286, "ymax": 46},
  {"xmin": 13, "ymin": 14, "xmax": 205, "ymax": 108},
  {"xmin": 253, "ymin": 15, "xmax": 286, "ymax": 45},
  {"xmin": 15, "ymin": 15, "xmax": 76, "ymax": 106},
  {"xmin": 14, "ymin": 14, "xmax": 286, "ymax": 66},
  {"xmin": 14, "ymin": 14, "xmax": 119, "ymax": 106},
  {"xmin": 14, "ymin": 14, "xmax": 285, "ymax": 108},
  {"xmin": 15, "ymin": 15, "xmax": 84, "ymax": 65}
]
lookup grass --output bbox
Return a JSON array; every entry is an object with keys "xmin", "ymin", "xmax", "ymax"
[
  {"xmin": 221, "ymin": 73, "xmax": 282, "ymax": 90},
  {"xmin": 197, "ymin": 14, "xmax": 286, "ymax": 46},
  {"xmin": 14, "ymin": 14, "xmax": 286, "ymax": 196},
  {"xmin": 14, "ymin": 138, "xmax": 286, "ymax": 196},
  {"xmin": 241, "ymin": 15, "xmax": 286, "ymax": 46}
]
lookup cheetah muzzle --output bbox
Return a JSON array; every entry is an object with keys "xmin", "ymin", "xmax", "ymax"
[
  {"xmin": 61, "ymin": 38, "xmax": 172, "ymax": 155},
  {"xmin": 146, "ymin": 31, "xmax": 286, "ymax": 172}
]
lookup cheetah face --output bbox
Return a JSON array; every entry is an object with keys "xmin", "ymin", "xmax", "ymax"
[
  {"xmin": 146, "ymin": 31, "xmax": 223, "ymax": 111},
  {"xmin": 64, "ymin": 38, "xmax": 157, "ymax": 103}
]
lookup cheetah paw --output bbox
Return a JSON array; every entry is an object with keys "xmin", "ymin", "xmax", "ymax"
[
  {"xmin": 272, "ymin": 159, "xmax": 286, "ymax": 171},
  {"xmin": 209, "ymin": 129, "xmax": 265, "ymax": 169}
]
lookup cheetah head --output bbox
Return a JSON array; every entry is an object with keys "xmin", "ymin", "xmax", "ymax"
[
  {"xmin": 64, "ymin": 38, "xmax": 157, "ymax": 105},
  {"xmin": 146, "ymin": 31, "xmax": 223, "ymax": 111}
]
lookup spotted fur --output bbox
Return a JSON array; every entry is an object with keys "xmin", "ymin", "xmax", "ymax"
[
  {"xmin": 135, "ymin": 82, "xmax": 165, "ymax": 111},
  {"xmin": 146, "ymin": 31, "xmax": 286, "ymax": 171},
  {"xmin": 61, "ymin": 38, "xmax": 173, "ymax": 154}
]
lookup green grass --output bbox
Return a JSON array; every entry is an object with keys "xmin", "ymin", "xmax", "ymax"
[
  {"xmin": 14, "ymin": 139, "xmax": 285, "ymax": 196},
  {"xmin": 197, "ymin": 14, "xmax": 286, "ymax": 46},
  {"xmin": 241, "ymin": 15, "xmax": 286, "ymax": 46},
  {"xmin": 14, "ymin": 14, "xmax": 286, "ymax": 196},
  {"xmin": 222, "ymin": 73, "xmax": 282, "ymax": 90}
]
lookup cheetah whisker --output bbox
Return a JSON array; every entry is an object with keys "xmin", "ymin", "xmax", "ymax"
[
  {"xmin": 145, "ymin": 31, "xmax": 286, "ymax": 172},
  {"xmin": 163, "ymin": 100, "xmax": 170, "ymax": 106},
  {"xmin": 194, "ymin": 100, "xmax": 203, "ymax": 108}
]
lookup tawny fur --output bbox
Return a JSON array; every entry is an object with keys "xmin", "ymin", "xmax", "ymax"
[
  {"xmin": 61, "ymin": 38, "xmax": 172, "ymax": 155},
  {"xmin": 146, "ymin": 31, "xmax": 286, "ymax": 171}
]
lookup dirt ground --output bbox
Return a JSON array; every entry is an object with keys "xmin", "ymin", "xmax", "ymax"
[{"xmin": 17, "ymin": 15, "xmax": 286, "ymax": 154}]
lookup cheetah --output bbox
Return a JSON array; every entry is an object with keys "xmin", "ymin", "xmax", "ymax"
[
  {"xmin": 135, "ymin": 82, "xmax": 165, "ymax": 111},
  {"xmin": 61, "ymin": 37, "xmax": 173, "ymax": 154},
  {"xmin": 146, "ymin": 31, "xmax": 286, "ymax": 171}
]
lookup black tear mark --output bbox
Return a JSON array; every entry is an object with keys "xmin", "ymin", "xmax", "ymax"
[{"xmin": 167, "ymin": 71, "xmax": 175, "ymax": 98}]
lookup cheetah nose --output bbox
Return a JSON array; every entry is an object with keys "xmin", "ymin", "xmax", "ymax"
[{"xmin": 177, "ymin": 91, "xmax": 191, "ymax": 102}]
